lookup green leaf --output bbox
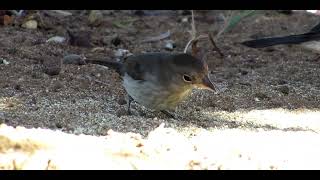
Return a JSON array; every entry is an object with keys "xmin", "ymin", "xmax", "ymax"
[
  {"xmin": 112, "ymin": 18, "xmax": 137, "ymax": 29},
  {"xmin": 224, "ymin": 10, "xmax": 259, "ymax": 33}
]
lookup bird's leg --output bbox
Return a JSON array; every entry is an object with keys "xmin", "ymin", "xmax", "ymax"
[
  {"xmin": 161, "ymin": 110, "xmax": 176, "ymax": 119},
  {"xmin": 127, "ymin": 94, "xmax": 134, "ymax": 115}
]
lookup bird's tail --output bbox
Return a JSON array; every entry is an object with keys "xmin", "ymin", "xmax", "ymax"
[
  {"xmin": 85, "ymin": 59, "xmax": 123, "ymax": 75},
  {"xmin": 242, "ymin": 32, "xmax": 320, "ymax": 48}
]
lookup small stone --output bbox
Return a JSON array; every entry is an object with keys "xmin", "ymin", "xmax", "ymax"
[
  {"xmin": 278, "ymin": 79, "xmax": 288, "ymax": 85},
  {"xmin": 0, "ymin": 58, "xmax": 10, "ymax": 65},
  {"xmin": 111, "ymin": 35, "xmax": 122, "ymax": 46},
  {"xmin": 63, "ymin": 54, "xmax": 86, "ymax": 65},
  {"xmin": 255, "ymin": 92, "xmax": 269, "ymax": 100},
  {"xmin": 116, "ymin": 107, "xmax": 128, "ymax": 117},
  {"xmin": 67, "ymin": 30, "xmax": 92, "ymax": 48},
  {"xmin": 43, "ymin": 56, "xmax": 62, "ymax": 76},
  {"xmin": 13, "ymin": 84, "xmax": 22, "ymax": 91},
  {"xmin": 117, "ymin": 98, "xmax": 127, "ymax": 105},
  {"xmin": 29, "ymin": 96, "xmax": 37, "ymax": 105},
  {"xmin": 55, "ymin": 122, "xmax": 63, "ymax": 129},
  {"xmin": 239, "ymin": 69, "xmax": 248, "ymax": 75},
  {"xmin": 0, "ymin": 111, "xmax": 5, "ymax": 118},
  {"xmin": 114, "ymin": 49, "xmax": 130, "ymax": 58},
  {"xmin": 22, "ymin": 20, "xmax": 38, "ymax": 29},
  {"xmin": 88, "ymin": 10, "xmax": 103, "ymax": 26},
  {"xmin": 46, "ymin": 36, "xmax": 66, "ymax": 43},
  {"xmin": 181, "ymin": 17, "xmax": 189, "ymax": 23},
  {"xmin": 52, "ymin": 81, "xmax": 64, "ymax": 92},
  {"xmin": 164, "ymin": 40, "xmax": 175, "ymax": 51},
  {"xmin": 277, "ymin": 85, "xmax": 290, "ymax": 95}
]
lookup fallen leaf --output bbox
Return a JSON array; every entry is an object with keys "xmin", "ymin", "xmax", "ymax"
[{"xmin": 3, "ymin": 15, "xmax": 13, "ymax": 25}]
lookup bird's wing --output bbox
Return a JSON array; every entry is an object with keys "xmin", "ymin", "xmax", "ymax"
[{"xmin": 123, "ymin": 57, "xmax": 146, "ymax": 81}]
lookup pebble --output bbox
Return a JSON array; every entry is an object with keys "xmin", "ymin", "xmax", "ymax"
[
  {"xmin": 117, "ymin": 98, "xmax": 127, "ymax": 105},
  {"xmin": 43, "ymin": 56, "xmax": 62, "ymax": 76},
  {"xmin": 22, "ymin": 20, "xmax": 38, "ymax": 29},
  {"xmin": 181, "ymin": 17, "xmax": 189, "ymax": 23},
  {"xmin": 88, "ymin": 10, "xmax": 103, "ymax": 26},
  {"xmin": 111, "ymin": 35, "xmax": 122, "ymax": 46},
  {"xmin": 55, "ymin": 122, "xmax": 63, "ymax": 129},
  {"xmin": 63, "ymin": 54, "xmax": 86, "ymax": 65},
  {"xmin": 0, "ymin": 58, "xmax": 10, "ymax": 65},
  {"xmin": 0, "ymin": 111, "xmax": 5, "ymax": 118},
  {"xmin": 67, "ymin": 30, "xmax": 92, "ymax": 48},
  {"xmin": 51, "ymin": 81, "xmax": 64, "ymax": 92},
  {"xmin": 116, "ymin": 107, "xmax": 128, "ymax": 117},
  {"xmin": 46, "ymin": 36, "xmax": 66, "ymax": 43},
  {"xmin": 277, "ymin": 85, "xmax": 290, "ymax": 95},
  {"xmin": 114, "ymin": 49, "xmax": 131, "ymax": 58},
  {"xmin": 164, "ymin": 40, "xmax": 175, "ymax": 51},
  {"xmin": 255, "ymin": 92, "xmax": 269, "ymax": 100}
]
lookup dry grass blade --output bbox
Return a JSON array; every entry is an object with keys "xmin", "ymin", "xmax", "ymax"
[
  {"xmin": 184, "ymin": 10, "xmax": 198, "ymax": 54},
  {"xmin": 215, "ymin": 10, "xmax": 235, "ymax": 40},
  {"xmin": 208, "ymin": 32, "xmax": 224, "ymax": 57},
  {"xmin": 216, "ymin": 10, "xmax": 259, "ymax": 40}
]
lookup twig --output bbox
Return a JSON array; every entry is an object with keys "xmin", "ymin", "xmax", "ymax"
[
  {"xmin": 208, "ymin": 32, "xmax": 224, "ymax": 57},
  {"xmin": 183, "ymin": 34, "xmax": 208, "ymax": 53},
  {"xmin": 191, "ymin": 39, "xmax": 199, "ymax": 57},
  {"xmin": 183, "ymin": 39, "xmax": 194, "ymax": 53},
  {"xmin": 184, "ymin": 10, "xmax": 197, "ymax": 53},
  {"xmin": 191, "ymin": 10, "xmax": 196, "ymax": 40}
]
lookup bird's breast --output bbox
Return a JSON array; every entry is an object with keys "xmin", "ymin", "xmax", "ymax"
[{"xmin": 122, "ymin": 73, "xmax": 191, "ymax": 110}]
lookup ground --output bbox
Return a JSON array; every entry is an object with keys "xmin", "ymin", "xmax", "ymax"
[{"xmin": 0, "ymin": 10, "xmax": 320, "ymax": 169}]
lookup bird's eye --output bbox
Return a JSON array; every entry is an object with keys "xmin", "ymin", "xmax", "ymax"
[{"xmin": 183, "ymin": 74, "xmax": 192, "ymax": 82}]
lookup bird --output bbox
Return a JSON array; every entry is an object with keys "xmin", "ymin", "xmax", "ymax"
[
  {"xmin": 85, "ymin": 52, "xmax": 217, "ymax": 118},
  {"xmin": 241, "ymin": 21, "xmax": 320, "ymax": 48}
]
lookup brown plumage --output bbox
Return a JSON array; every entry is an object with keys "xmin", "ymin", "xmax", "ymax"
[{"xmin": 86, "ymin": 52, "xmax": 216, "ymax": 116}]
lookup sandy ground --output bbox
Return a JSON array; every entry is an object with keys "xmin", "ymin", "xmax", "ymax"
[{"xmin": 1, "ymin": 10, "xmax": 320, "ymax": 169}]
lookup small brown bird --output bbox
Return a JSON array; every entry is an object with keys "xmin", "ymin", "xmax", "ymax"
[{"xmin": 86, "ymin": 52, "xmax": 216, "ymax": 117}]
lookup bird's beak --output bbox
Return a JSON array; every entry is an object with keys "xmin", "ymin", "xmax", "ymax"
[{"xmin": 199, "ymin": 75, "xmax": 216, "ymax": 92}]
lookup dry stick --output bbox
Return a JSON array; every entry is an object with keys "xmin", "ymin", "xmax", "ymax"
[
  {"xmin": 191, "ymin": 39, "xmax": 199, "ymax": 57},
  {"xmin": 191, "ymin": 10, "xmax": 196, "ymax": 40},
  {"xmin": 208, "ymin": 32, "xmax": 224, "ymax": 57},
  {"xmin": 184, "ymin": 10, "xmax": 197, "ymax": 53},
  {"xmin": 183, "ymin": 39, "xmax": 194, "ymax": 53}
]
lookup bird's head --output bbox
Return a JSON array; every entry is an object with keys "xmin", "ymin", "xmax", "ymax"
[{"xmin": 170, "ymin": 53, "xmax": 217, "ymax": 92}]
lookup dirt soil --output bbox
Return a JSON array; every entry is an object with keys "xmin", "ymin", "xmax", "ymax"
[{"xmin": 1, "ymin": 10, "xmax": 320, "ymax": 169}]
